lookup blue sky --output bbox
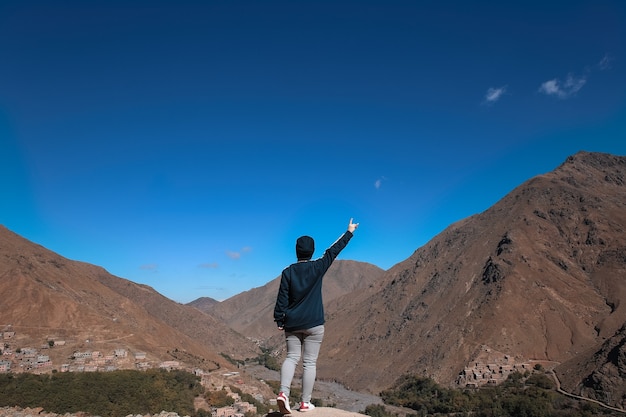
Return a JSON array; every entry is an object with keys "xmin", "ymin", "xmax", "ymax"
[{"xmin": 1, "ymin": 1, "xmax": 625, "ymax": 303}]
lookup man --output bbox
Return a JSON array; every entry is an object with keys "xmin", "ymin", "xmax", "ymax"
[{"xmin": 274, "ymin": 218, "xmax": 359, "ymax": 413}]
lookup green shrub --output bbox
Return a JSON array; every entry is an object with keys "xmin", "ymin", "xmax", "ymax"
[
  {"xmin": 257, "ymin": 347, "xmax": 280, "ymax": 371},
  {"xmin": 206, "ymin": 388, "xmax": 235, "ymax": 407},
  {"xmin": 0, "ymin": 369, "xmax": 202, "ymax": 417},
  {"xmin": 363, "ymin": 403, "xmax": 398, "ymax": 417}
]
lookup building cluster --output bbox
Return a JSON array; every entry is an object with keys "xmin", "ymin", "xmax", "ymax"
[
  {"xmin": 199, "ymin": 371, "xmax": 267, "ymax": 417},
  {"xmin": 1, "ymin": 330, "xmax": 52, "ymax": 372},
  {"xmin": 0, "ymin": 328, "xmax": 181, "ymax": 374},
  {"xmin": 456, "ymin": 345, "xmax": 531, "ymax": 387},
  {"xmin": 211, "ymin": 387, "xmax": 258, "ymax": 417}
]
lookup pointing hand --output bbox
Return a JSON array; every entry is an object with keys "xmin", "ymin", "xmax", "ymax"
[{"xmin": 348, "ymin": 218, "xmax": 359, "ymax": 233}]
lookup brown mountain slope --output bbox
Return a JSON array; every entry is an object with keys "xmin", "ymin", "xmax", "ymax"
[
  {"xmin": 91, "ymin": 270, "xmax": 259, "ymax": 360},
  {"xmin": 317, "ymin": 151, "xmax": 626, "ymax": 400},
  {"xmin": 194, "ymin": 260, "xmax": 385, "ymax": 341},
  {"xmin": 0, "ymin": 225, "xmax": 259, "ymax": 369}
]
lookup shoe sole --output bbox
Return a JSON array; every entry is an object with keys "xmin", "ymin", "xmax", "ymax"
[{"xmin": 277, "ymin": 398, "xmax": 291, "ymax": 415}]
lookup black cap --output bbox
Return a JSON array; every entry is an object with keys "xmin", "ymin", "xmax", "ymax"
[{"xmin": 296, "ymin": 236, "xmax": 315, "ymax": 260}]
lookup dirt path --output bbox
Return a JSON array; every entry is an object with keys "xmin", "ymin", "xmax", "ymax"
[{"xmin": 549, "ymin": 371, "xmax": 626, "ymax": 414}]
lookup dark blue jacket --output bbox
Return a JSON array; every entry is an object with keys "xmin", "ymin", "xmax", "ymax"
[{"xmin": 274, "ymin": 231, "xmax": 353, "ymax": 331}]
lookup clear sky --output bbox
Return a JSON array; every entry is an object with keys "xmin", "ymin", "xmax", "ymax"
[{"xmin": 1, "ymin": 1, "xmax": 625, "ymax": 303}]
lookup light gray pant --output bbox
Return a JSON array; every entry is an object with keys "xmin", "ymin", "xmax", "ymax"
[{"xmin": 280, "ymin": 325, "xmax": 325, "ymax": 403}]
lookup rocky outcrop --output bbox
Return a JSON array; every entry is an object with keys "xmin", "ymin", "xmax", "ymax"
[{"xmin": 557, "ymin": 323, "xmax": 626, "ymax": 410}]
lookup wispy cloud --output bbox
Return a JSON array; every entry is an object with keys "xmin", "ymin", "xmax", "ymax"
[
  {"xmin": 198, "ymin": 262, "xmax": 219, "ymax": 269},
  {"xmin": 226, "ymin": 251, "xmax": 241, "ymax": 260},
  {"xmin": 483, "ymin": 86, "xmax": 507, "ymax": 104},
  {"xmin": 226, "ymin": 246, "xmax": 252, "ymax": 260},
  {"xmin": 479, "ymin": 56, "xmax": 613, "ymax": 104},
  {"xmin": 538, "ymin": 74, "xmax": 587, "ymax": 99},
  {"xmin": 139, "ymin": 263, "xmax": 158, "ymax": 272},
  {"xmin": 597, "ymin": 54, "xmax": 613, "ymax": 70},
  {"xmin": 374, "ymin": 176, "xmax": 386, "ymax": 190}
]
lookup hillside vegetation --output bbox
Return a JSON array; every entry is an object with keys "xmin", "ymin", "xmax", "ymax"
[
  {"xmin": 377, "ymin": 372, "xmax": 622, "ymax": 417},
  {"xmin": 0, "ymin": 369, "xmax": 202, "ymax": 417}
]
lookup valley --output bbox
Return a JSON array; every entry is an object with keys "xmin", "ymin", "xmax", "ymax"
[{"xmin": 1, "ymin": 151, "xmax": 626, "ymax": 413}]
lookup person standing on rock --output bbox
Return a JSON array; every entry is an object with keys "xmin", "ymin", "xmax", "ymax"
[{"xmin": 274, "ymin": 218, "xmax": 359, "ymax": 414}]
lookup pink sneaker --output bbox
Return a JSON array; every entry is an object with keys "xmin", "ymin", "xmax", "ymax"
[
  {"xmin": 298, "ymin": 402, "xmax": 316, "ymax": 412},
  {"xmin": 277, "ymin": 392, "xmax": 292, "ymax": 414}
]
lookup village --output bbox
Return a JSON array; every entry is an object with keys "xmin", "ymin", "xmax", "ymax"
[
  {"xmin": 0, "ymin": 328, "xmax": 275, "ymax": 417},
  {"xmin": 0, "ymin": 328, "xmax": 180, "ymax": 373},
  {"xmin": 455, "ymin": 345, "xmax": 539, "ymax": 388}
]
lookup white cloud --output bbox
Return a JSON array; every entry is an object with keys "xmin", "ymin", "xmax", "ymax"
[
  {"xmin": 226, "ymin": 246, "xmax": 252, "ymax": 260},
  {"xmin": 374, "ymin": 176, "xmax": 386, "ymax": 190},
  {"xmin": 538, "ymin": 74, "xmax": 586, "ymax": 99},
  {"xmin": 198, "ymin": 262, "xmax": 219, "ymax": 269},
  {"xmin": 484, "ymin": 86, "xmax": 507, "ymax": 103},
  {"xmin": 539, "ymin": 79, "xmax": 559, "ymax": 95},
  {"xmin": 226, "ymin": 250, "xmax": 241, "ymax": 260}
]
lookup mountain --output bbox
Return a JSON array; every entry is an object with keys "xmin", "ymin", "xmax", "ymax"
[
  {"xmin": 0, "ymin": 225, "xmax": 260, "ymax": 370},
  {"xmin": 188, "ymin": 296, "xmax": 220, "ymax": 312},
  {"xmin": 309, "ymin": 151, "xmax": 626, "ymax": 406},
  {"xmin": 192, "ymin": 260, "xmax": 385, "ymax": 341}
]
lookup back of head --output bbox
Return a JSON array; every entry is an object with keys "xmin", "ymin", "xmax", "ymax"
[{"xmin": 296, "ymin": 235, "xmax": 315, "ymax": 260}]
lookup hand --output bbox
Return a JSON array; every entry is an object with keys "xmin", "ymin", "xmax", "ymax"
[{"xmin": 348, "ymin": 218, "xmax": 359, "ymax": 233}]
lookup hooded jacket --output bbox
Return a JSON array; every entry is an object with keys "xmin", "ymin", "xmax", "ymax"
[{"xmin": 273, "ymin": 231, "xmax": 353, "ymax": 331}]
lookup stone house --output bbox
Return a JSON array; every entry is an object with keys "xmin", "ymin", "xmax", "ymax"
[
  {"xmin": 0, "ymin": 360, "xmax": 11, "ymax": 372},
  {"xmin": 2, "ymin": 332, "xmax": 15, "ymax": 340}
]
